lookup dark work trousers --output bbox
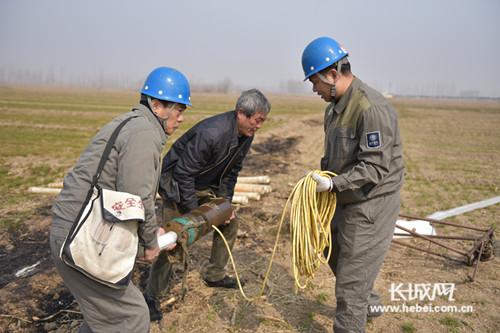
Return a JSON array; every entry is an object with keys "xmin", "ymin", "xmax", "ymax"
[
  {"xmin": 324, "ymin": 192, "xmax": 400, "ymax": 333},
  {"xmin": 146, "ymin": 192, "xmax": 239, "ymax": 298},
  {"xmin": 50, "ymin": 215, "xmax": 150, "ymax": 333}
]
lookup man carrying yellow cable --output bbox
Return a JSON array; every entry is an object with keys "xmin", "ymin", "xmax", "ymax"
[{"xmin": 301, "ymin": 37, "xmax": 404, "ymax": 333}]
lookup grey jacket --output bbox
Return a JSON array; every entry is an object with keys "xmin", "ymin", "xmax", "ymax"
[
  {"xmin": 322, "ymin": 77, "xmax": 404, "ymax": 204},
  {"xmin": 52, "ymin": 104, "xmax": 167, "ymax": 248}
]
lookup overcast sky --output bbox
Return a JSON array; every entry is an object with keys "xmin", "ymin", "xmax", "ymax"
[{"xmin": 1, "ymin": 0, "xmax": 499, "ymax": 97}]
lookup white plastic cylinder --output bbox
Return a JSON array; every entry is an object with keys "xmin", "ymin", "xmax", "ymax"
[{"xmin": 158, "ymin": 231, "xmax": 178, "ymax": 250}]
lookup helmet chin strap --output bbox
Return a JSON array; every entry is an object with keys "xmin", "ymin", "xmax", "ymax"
[
  {"xmin": 330, "ymin": 85, "xmax": 337, "ymax": 100},
  {"xmin": 317, "ymin": 73, "xmax": 337, "ymax": 102},
  {"xmin": 318, "ymin": 59, "xmax": 344, "ymax": 102},
  {"xmin": 147, "ymin": 96, "xmax": 169, "ymax": 132}
]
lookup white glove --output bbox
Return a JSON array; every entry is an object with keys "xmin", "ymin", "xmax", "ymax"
[{"xmin": 311, "ymin": 172, "xmax": 332, "ymax": 193}]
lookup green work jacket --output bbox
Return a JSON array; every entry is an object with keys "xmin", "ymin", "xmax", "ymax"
[{"xmin": 322, "ymin": 77, "xmax": 404, "ymax": 204}]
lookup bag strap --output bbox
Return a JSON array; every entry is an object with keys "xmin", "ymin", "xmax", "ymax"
[
  {"xmin": 64, "ymin": 116, "xmax": 138, "ymax": 242},
  {"xmin": 91, "ymin": 116, "xmax": 137, "ymax": 186}
]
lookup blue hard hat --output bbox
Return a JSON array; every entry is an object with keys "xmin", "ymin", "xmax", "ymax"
[
  {"xmin": 301, "ymin": 37, "xmax": 349, "ymax": 80},
  {"xmin": 141, "ymin": 67, "xmax": 192, "ymax": 106}
]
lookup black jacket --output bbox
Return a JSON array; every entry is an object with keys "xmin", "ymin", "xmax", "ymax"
[{"xmin": 158, "ymin": 111, "xmax": 253, "ymax": 211}]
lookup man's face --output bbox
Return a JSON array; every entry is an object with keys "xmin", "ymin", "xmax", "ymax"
[
  {"xmin": 236, "ymin": 110, "xmax": 267, "ymax": 137},
  {"xmin": 163, "ymin": 104, "xmax": 186, "ymax": 135},
  {"xmin": 154, "ymin": 101, "xmax": 186, "ymax": 135},
  {"xmin": 309, "ymin": 73, "xmax": 333, "ymax": 102}
]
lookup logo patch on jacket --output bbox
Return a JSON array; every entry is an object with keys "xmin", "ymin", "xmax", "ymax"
[{"xmin": 366, "ymin": 131, "xmax": 381, "ymax": 148}]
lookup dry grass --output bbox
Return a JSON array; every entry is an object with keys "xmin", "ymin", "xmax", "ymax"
[{"xmin": 0, "ymin": 87, "xmax": 499, "ymax": 332}]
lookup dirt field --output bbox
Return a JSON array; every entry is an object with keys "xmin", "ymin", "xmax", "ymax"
[{"xmin": 0, "ymin": 88, "xmax": 499, "ymax": 332}]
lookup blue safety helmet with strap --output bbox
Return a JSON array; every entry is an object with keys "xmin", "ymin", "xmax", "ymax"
[
  {"xmin": 141, "ymin": 67, "xmax": 192, "ymax": 106},
  {"xmin": 301, "ymin": 37, "xmax": 349, "ymax": 80}
]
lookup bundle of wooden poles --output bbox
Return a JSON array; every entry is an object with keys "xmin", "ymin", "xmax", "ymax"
[
  {"xmin": 232, "ymin": 175, "xmax": 272, "ymax": 204},
  {"xmin": 28, "ymin": 175, "xmax": 272, "ymax": 205}
]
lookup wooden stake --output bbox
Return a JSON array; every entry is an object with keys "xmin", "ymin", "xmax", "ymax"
[
  {"xmin": 235, "ymin": 184, "xmax": 272, "ymax": 193},
  {"xmin": 232, "ymin": 195, "xmax": 249, "ymax": 205},
  {"xmin": 237, "ymin": 176, "xmax": 270, "ymax": 184},
  {"xmin": 29, "ymin": 187, "xmax": 60, "ymax": 194},
  {"xmin": 234, "ymin": 191, "xmax": 261, "ymax": 200}
]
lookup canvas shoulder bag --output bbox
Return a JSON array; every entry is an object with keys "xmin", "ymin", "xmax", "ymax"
[{"xmin": 60, "ymin": 116, "xmax": 144, "ymax": 289}]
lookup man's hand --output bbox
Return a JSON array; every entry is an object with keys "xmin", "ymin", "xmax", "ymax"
[
  {"xmin": 144, "ymin": 246, "xmax": 161, "ymax": 262},
  {"xmin": 157, "ymin": 227, "xmax": 177, "ymax": 251},
  {"xmin": 157, "ymin": 227, "xmax": 166, "ymax": 237},
  {"xmin": 163, "ymin": 243, "xmax": 177, "ymax": 251},
  {"xmin": 311, "ymin": 172, "xmax": 332, "ymax": 193},
  {"xmin": 224, "ymin": 210, "xmax": 236, "ymax": 225},
  {"xmin": 142, "ymin": 228, "xmax": 168, "ymax": 262}
]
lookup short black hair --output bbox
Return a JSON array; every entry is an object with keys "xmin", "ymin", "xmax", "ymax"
[
  {"xmin": 320, "ymin": 60, "xmax": 351, "ymax": 76},
  {"xmin": 140, "ymin": 94, "xmax": 180, "ymax": 109}
]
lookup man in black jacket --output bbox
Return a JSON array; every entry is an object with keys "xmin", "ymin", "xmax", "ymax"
[{"xmin": 144, "ymin": 89, "xmax": 270, "ymax": 321}]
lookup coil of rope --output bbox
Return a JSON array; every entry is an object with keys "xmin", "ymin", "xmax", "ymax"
[{"xmin": 212, "ymin": 170, "xmax": 337, "ymax": 301}]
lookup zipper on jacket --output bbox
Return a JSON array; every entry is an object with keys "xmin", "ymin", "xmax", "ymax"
[
  {"xmin": 198, "ymin": 142, "xmax": 239, "ymax": 176},
  {"xmin": 218, "ymin": 143, "xmax": 246, "ymax": 189}
]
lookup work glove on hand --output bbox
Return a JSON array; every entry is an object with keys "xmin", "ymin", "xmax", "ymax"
[{"xmin": 311, "ymin": 172, "xmax": 333, "ymax": 193}]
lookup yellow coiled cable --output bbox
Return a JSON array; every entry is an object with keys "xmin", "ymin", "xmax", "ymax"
[
  {"xmin": 212, "ymin": 170, "xmax": 337, "ymax": 300},
  {"xmin": 291, "ymin": 170, "xmax": 337, "ymax": 289}
]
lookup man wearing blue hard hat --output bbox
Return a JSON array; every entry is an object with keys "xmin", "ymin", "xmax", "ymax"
[
  {"xmin": 50, "ymin": 66, "xmax": 190, "ymax": 332},
  {"xmin": 302, "ymin": 37, "xmax": 404, "ymax": 333}
]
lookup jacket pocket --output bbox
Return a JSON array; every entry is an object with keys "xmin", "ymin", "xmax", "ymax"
[
  {"xmin": 333, "ymin": 127, "xmax": 357, "ymax": 159},
  {"xmin": 367, "ymin": 194, "xmax": 393, "ymax": 224},
  {"xmin": 343, "ymin": 200, "xmax": 372, "ymax": 225},
  {"xmin": 344, "ymin": 194, "xmax": 386, "ymax": 225}
]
